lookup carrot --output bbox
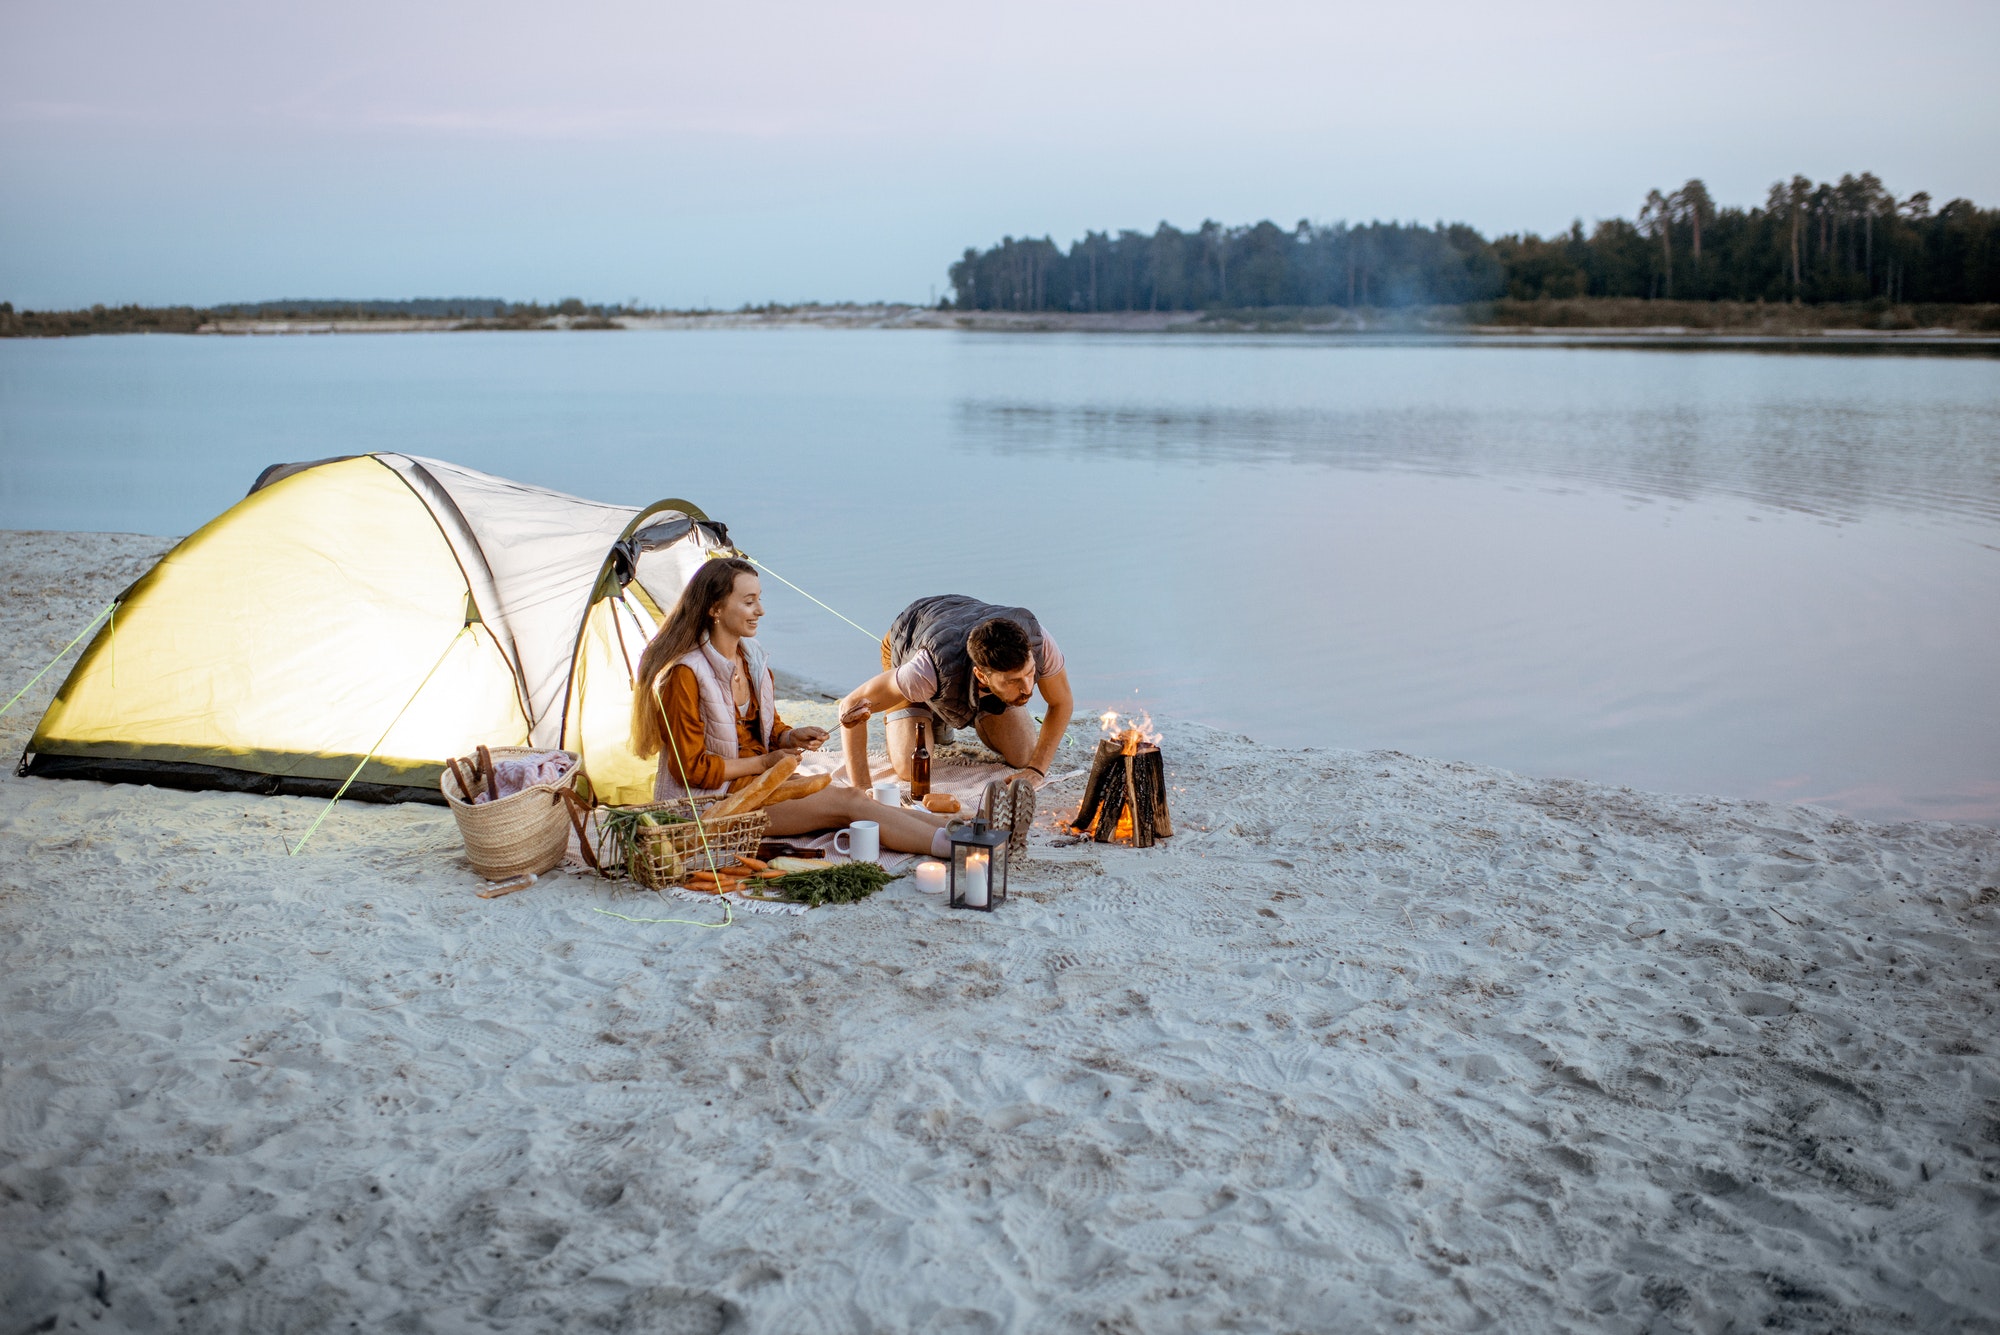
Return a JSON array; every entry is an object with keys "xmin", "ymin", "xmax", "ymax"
[{"xmin": 735, "ymin": 855, "xmax": 769, "ymax": 871}]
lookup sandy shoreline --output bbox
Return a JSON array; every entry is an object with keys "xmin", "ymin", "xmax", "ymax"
[
  {"xmin": 4, "ymin": 531, "xmax": 1998, "ymax": 1331},
  {"xmin": 35, "ymin": 304, "xmax": 1992, "ymax": 347}
]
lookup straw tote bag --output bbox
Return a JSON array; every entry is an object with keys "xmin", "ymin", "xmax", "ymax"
[{"xmin": 442, "ymin": 746, "xmax": 589, "ymax": 879}]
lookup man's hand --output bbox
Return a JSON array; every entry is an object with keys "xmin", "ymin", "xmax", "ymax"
[
  {"xmin": 838, "ymin": 670, "xmax": 908, "ymax": 791},
  {"xmin": 1025, "ymin": 668, "xmax": 1073, "ymax": 784},
  {"xmin": 1005, "ymin": 767, "xmax": 1044, "ymax": 789}
]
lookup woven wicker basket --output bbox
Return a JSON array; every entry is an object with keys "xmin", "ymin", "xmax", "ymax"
[
  {"xmin": 614, "ymin": 798, "xmax": 770, "ymax": 890},
  {"xmin": 442, "ymin": 748, "xmax": 582, "ymax": 880}
]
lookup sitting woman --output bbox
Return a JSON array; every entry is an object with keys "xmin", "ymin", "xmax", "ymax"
[{"xmin": 631, "ymin": 557, "xmax": 957, "ymax": 858}]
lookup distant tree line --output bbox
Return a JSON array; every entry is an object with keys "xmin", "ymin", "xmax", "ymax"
[
  {"xmin": 948, "ymin": 173, "xmax": 2000, "ymax": 310},
  {"xmin": 0, "ymin": 297, "xmax": 636, "ymax": 337},
  {"xmin": 208, "ymin": 297, "xmax": 636, "ymax": 320},
  {"xmin": 212, "ymin": 297, "xmax": 513, "ymax": 318}
]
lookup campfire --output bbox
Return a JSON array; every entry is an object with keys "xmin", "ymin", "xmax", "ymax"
[{"xmin": 1069, "ymin": 710, "xmax": 1174, "ymax": 847}]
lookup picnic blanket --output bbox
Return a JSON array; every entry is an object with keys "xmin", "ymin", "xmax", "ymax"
[
  {"xmin": 767, "ymin": 750, "xmax": 1017, "ymax": 871},
  {"xmin": 571, "ymin": 751, "xmax": 1084, "ymax": 913}
]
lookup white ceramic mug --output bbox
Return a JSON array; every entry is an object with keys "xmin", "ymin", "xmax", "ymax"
[
  {"xmin": 833, "ymin": 820, "xmax": 880, "ymax": 862},
  {"xmin": 872, "ymin": 778, "xmax": 902, "ymax": 807}
]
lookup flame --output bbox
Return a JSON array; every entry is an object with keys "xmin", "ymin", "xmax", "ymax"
[
  {"xmin": 1111, "ymin": 805, "xmax": 1135, "ymax": 841},
  {"xmin": 1098, "ymin": 709, "xmax": 1161, "ymax": 756}
]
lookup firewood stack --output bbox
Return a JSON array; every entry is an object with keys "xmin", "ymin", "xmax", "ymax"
[{"xmin": 1070, "ymin": 734, "xmax": 1173, "ymax": 847}]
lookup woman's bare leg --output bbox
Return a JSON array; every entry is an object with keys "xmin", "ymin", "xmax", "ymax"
[{"xmin": 760, "ymin": 784, "xmax": 948, "ymax": 855}]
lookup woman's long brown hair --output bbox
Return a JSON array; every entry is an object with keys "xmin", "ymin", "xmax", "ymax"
[{"xmin": 630, "ymin": 557, "xmax": 759, "ymax": 759}]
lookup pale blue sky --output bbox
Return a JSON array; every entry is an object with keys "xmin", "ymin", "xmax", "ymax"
[{"xmin": 3, "ymin": 0, "xmax": 1996, "ymax": 309}]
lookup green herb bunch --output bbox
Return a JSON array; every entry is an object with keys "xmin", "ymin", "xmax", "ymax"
[{"xmin": 771, "ymin": 861, "xmax": 895, "ymax": 907}]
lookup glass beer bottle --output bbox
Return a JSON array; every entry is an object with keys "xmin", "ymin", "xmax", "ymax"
[{"xmin": 911, "ymin": 717, "xmax": 932, "ymax": 801}]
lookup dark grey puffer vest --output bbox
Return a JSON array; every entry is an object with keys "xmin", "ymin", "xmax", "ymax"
[{"xmin": 887, "ymin": 595, "xmax": 1044, "ymax": 730}]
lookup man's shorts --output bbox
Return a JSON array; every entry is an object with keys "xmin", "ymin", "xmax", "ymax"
[{"xmin": 881, "ymin": 635, "xmax": 931, "ymax": 728}]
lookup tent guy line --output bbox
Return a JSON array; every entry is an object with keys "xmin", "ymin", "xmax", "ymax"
[
  {"xmin": 743, "ymin": 555, "xmax": 880, "ymax": 643},
  {"xmin": 0, "ymin": 600, "xmax": 115, "ymax": 721},
  {"xmin": 287, "ymin": 625, "xmax": 470, "ymax": 857}
]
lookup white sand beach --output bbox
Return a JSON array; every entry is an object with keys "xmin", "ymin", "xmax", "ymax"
[{"xmin": 4, "ymin": 530, "xmax": 1998, "ymax": 1332}]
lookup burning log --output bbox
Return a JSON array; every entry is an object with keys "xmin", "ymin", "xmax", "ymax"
[{"xmin": 1070, "ymin": 712, "xmax": 1173, "ymax": 847}]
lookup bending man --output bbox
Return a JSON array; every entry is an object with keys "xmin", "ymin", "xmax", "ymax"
[{"xmin": 839, "ymin": 595, "xmax": 1074, "ymax": 847}]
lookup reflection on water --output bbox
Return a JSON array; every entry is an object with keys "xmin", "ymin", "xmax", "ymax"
[
  {"xmin": 942, "ymin": 341, "xmax": 2000, "ymax": 822},
  {"xmin": 1, "ymin": 331, "xmax": 1996, "ymax": 822},
  {"xmin": 961, "ymin": 388, "xmax": 2000, "ymax": 527}
]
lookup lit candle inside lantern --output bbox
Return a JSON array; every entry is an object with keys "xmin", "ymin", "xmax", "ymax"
[
  {"xmin": 914, "ymin": 859, "xmax": 947, "ymax": 894},
  {"xmin": 963, "ymin": 850, "xmax": 990, "ymax": 907}
]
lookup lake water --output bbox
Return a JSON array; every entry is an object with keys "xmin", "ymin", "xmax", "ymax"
[{"xmin": 3, "ymin": 330, "xmax": 1996, "ymax": 823}]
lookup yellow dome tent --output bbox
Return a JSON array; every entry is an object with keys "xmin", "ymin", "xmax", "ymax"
[{"xmin": 17, "ymin": 454, "xmax": 723, "ymax": 807}]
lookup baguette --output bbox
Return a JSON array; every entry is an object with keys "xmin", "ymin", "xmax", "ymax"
[
  {"xmin": 705, "ymin": 753, "xmax": 801, "ymax": 819},
  {"xmin": 762, "ymin": 772, "xmax": 832, "ymax": 807}
]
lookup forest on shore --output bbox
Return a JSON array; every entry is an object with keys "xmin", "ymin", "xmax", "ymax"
[
  {"xmin": 947, "ymin": 173, "xmax": 2000, "ymax": 312},
  {"xmin": 7, "ymin": 171, "xmax": 1999, "ymax": 337}
]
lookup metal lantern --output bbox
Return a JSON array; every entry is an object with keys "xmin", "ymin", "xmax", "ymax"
[{"xmin": 946, "ymin": 819, "xmax": 1010, "ymax": 911}]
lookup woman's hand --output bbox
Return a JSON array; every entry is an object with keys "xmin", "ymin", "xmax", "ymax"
[
  {"xmin": 783, "ymin": 726, "xmax": 829, "ymax": 751},
  {"xmin": 760, "ymin": 747, "xmax": 804, "ymax": 771}
]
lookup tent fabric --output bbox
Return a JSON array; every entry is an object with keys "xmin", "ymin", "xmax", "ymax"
[
  {"xmin": 562, "ymin": 588, "xmax": 665, "ymax": 806},
  {"xmin": 377, "ymin": 455, "xmax": 648, "ymax": 746},
  {"xmin": 21, "ymin": 454, "xmax": 723, "ymax": 806}
]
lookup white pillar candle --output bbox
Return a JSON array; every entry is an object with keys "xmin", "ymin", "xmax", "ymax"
[
  {"xmin": 914, "ymin": 859, "xmax": 947, "ymax": 894},
  {"xmin": 963, "ymin": 850, "xmax": 989, "ymax": 907}
]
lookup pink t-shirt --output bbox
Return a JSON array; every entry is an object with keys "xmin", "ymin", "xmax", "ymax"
[{"xmin": 892, "ymin": 630, "xmax": 1065, "ymax": 705}]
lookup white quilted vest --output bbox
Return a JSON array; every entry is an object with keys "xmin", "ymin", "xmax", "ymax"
[{"xmin": 653, "ymin": 637, "xmax": 777, "ymax": 801}]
